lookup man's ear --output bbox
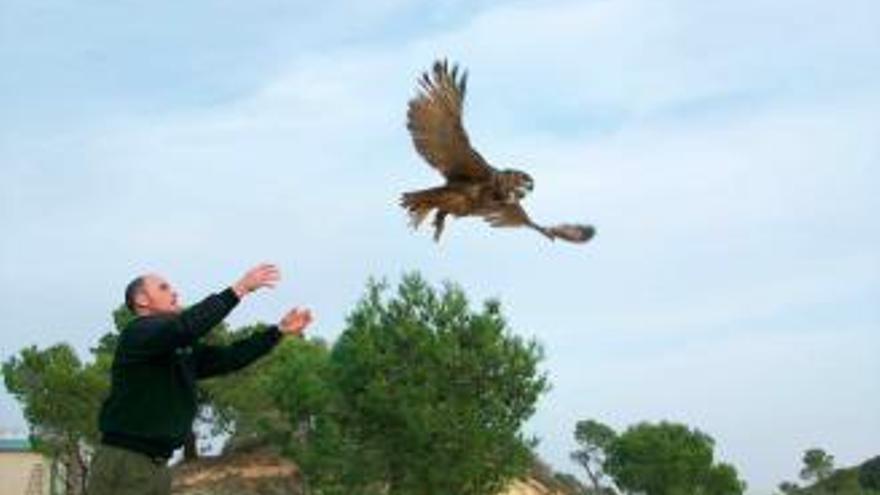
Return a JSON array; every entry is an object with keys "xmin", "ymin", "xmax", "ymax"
[{"xmin": 133, "ymin": 290, "xmax": 150, "ymax": 311}]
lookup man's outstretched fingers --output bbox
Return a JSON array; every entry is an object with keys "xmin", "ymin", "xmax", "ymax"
[
  {"xmin": 234, "ymin": 263, "xmax": 282, "ymax": 297},
  {"xmin": 280, "ymin": 307, "xmax": 314, "ymax": 336}
]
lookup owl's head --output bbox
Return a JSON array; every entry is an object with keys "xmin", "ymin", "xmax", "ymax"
[{"xmin": 498, "ymin": 169, "xmax": 534, "ymax": 202}]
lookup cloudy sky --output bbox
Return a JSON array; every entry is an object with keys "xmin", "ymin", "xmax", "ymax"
[{"xmin": 1, "ymin": 0, "xmax": 878, "ymax": 492}]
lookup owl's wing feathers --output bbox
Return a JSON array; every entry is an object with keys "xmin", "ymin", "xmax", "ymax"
[
  {"xmin": 407, "ymin": 60, "xmax": 495, "ymax": 182},
  {"xmin": 482, "ymin": 203, "xmax": 535, "ymax": 229},
  {"xmin": 546, "ymin": 223, "xmax": 596, "ymax": 243},
  {"xmin": 483, "ymin": 204, "xmax": 596, "ymax": 243}
]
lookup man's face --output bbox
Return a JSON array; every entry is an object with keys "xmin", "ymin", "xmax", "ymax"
[{"xmin": 134, "ymin": 274, "xmax": 180, "ymax": 315}]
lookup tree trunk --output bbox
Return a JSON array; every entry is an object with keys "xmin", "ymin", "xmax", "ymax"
[
  {"xmin": 63, "ymin": 457, "xmax": 75, "ymax": 495},
  {"xmin": 50, "ymin": 457, "xmax": 59, "ymax": 495},
  {"xmin": 183, "ymin": 430, "xmax": 199, "ymax": 461},
  {"xmin": 75, "ymin": 444, "xmax": 90, "ymax": 495}
]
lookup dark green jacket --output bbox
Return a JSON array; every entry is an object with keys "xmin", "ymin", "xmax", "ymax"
[{"xmin": 98, "ymin": 288, "xmax": 281, "ymax": 458}]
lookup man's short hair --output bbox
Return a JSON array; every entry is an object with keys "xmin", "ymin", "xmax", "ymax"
[{"xmin": 124, "ymin": 276, "xmax": 146, "ymax": 313}]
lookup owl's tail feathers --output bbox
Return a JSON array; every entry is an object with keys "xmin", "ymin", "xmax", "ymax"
[
  {"xmin": 546, "ymin": 223, "xmax": 596, "ymax": 244},
  {"xmin": 400, "ymin": 190, "xmax": 436, "ymax": 229}
]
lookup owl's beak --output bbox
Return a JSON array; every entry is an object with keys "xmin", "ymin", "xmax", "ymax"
[{"xmin": 521, "ymin": 177, "xmax": 534, "ymax": 195}]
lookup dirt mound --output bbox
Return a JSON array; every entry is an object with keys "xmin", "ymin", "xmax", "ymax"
[
  {"xmin": 502, "ymin": 478, "xmax": 571, "ymax": 495},
  {"xmin": 171, "ymin": 450, "xmax": 573, "ymax": 495},
  {"xmin": 172, "ymin": 450, "xmax": 301, "ymax": 495}
]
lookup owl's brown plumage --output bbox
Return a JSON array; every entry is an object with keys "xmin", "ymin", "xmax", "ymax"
[{"xmin": 401, "ymin": 59, "xmax": 595, "ymax": 244}]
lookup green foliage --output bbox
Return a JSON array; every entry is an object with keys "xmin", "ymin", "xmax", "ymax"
[
  {"xmin": 779, "ymin": 452, "xmax": 880, "ymax": 495},
  {"xmin": 801, "ymin": 448, "xmax": 835, "ymax": 483},
  {"xmin": 575, "ymin": 419, "xmax": 617, "ymax": 451},
  {"xmin": 603, "ymin": 421, "xmax": 745, "ymax": 495},
  {"xmin": 705, "ymin": 463, "xmax": 746, "ymax": 495},
  {"xmin": 87, "ymin": 304, "xmax": 133, "ymax": 357},
  {"xmin": 571, "ymin": 419, "xmax": 617, "ymax": 492},
  {"xmin": 861, "ymin": 456, "xmax": 880, "ymax": 491},
  {"xmin": 792, "ymin": 468, "xmax": 874, "ymax": 495},
  {"xmin": 205, "ymin": 330, "xmax": 331, "ymax": 455},
  {"xmin": 2, "ymin": 343, "xmax": 110, "ymax": 494},
  {"xmin": 819, "ymin": 467, "xmax": 865, "ymax": 494},
  {"xmin": 112, "ymin": 305, "xmax": 137, "ymax": 334},
  {"xmin": 778, "ymin": 481, "xmax": 801, "ymax": 494},
  {"xmin": 786, "ymin": 469, "xmax": 880, "ymax": 495},
  {"xmin": 253, "ymin": 273, "xmax": 549, "ymax": 495},
  {"xmin": 2, "ymin": 344, "xmax": 109, "ymax": 451},
  {"xmin": 262, "ymin": 338, "xmax": 353, "ymax": 495}
]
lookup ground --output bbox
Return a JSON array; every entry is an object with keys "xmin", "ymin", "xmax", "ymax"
[{"xmin": 170, "ymin": 449, "xmax": 575, "ymax": 495}]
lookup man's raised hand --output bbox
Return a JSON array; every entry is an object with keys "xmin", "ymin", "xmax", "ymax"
[
  {"xmin": 279, "ymin": 307, "xmax": 313, "ymax": 337},
  {"xmin": 232, "ymin": 263, "xmax": 280, "ymax": 298}
]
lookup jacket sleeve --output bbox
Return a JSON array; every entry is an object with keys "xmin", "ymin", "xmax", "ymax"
[
  {"xmin": 193, "ymin": 326, "xmax": 283, "ymax": 379},
  {"xmin": 123, "ymin": 288, "xmax": 240, "ymax": 358}
]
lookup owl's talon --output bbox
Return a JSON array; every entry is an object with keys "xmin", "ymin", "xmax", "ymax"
[{"xmin": 432, "ymin": 211, "xmax": 447, "ymax": 242}]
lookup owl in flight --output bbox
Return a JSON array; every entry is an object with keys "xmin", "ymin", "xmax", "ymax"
[{"xmin": 401, "ymin": 59, "xmax": 596, "ymax": 244}]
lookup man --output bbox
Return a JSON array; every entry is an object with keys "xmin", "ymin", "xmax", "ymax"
[{"xmin": 87, "ymin": 263, "xmax": 313, "ymax": 495}]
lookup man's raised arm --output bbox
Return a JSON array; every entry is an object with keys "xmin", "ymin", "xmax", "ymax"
[{"xmin": 124, "ymin": 264, "xmax": 280, "ymax": 357}]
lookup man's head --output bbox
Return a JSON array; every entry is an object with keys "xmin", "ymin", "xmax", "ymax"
[{"xmin": 124, "ymin": 274, "xmax": 180, "ymax": 316}]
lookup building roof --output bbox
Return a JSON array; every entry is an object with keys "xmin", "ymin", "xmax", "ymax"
[{"xmin": 0, "ymin": 438, "xmax": 32, "ymax": 452}]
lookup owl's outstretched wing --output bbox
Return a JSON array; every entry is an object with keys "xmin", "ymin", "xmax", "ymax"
[
  {"xmin": 407, "ymin": 60, "xmax": 495, "ymax": 182},
  {"xmin": 483, "ymin": 203, "xmax": 596, "ymax": 243}
]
